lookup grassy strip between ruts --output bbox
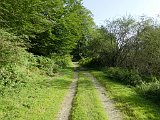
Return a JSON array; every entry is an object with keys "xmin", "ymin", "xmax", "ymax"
[
  {"xmin": 70, "ymin": 71, "xmax": 108, "ymax": 120},
  {"xmin": 91, "ymin": 70, "xmax": 160, "ymax": 120},
  {"xmin": 0, "ymin": 68, "xmax": 74, "ymax": 120}
]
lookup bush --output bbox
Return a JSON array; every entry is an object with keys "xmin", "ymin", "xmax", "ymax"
[
  {"xmin": 0, "ymin": 29, "xmax": 72, "ymax": 96},
  {"xmin": 79, "ymin": 58, "xmax": 92, "ymax": 67},
  {"xmin": 141, "ymin": 76, "xmax": 159, "ymax": 83},
  {"xmin": 106, "ymin": 67, "xmax": 142, "ymax": 86},
  {"xmin": 79, "ymin": 58, "xmax": 104, "ymax": 68},
  {"xmin": 51, "ymin": 54, "xmax": 72, "ymax": 68},
  {"xmin": 36, "ymin": 56, "xmax": 59, "ymax": 76},
  {"xmin": 0, "ymin": 30, "xmax": 23, "ymax": 66},
  {"xmin": 136, "ymin": 80, "xmax": 160, "ymax": 103},
  {"xmin": 0, "ymin": 64, "xmax": 28, "ymax": 87},
  {"xmin": 0, "ymin": 30, "xmax": 32, "ymax": 94}
]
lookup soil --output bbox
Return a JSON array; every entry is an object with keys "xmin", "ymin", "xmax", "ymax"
[
  {"xmin": 84, "ymin": 72, "xmax": 123, "ymax": 120},
  {"xmin": 56, "ymin": 63, "xmax": 122, "ymax": 120},
  {"xmin": 56, "ymin": 67, "xmax": 78, "ymax": 120}
]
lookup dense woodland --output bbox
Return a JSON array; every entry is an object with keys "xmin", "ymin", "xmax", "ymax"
[
  {"xmin": 0, "ymin": 0, "xmax": 160, "ymax": 119},
  {"xmin": 80, "ymin": 16, "xmax": 160, "ymax": 102},
  {"xmin": 0, "ymin": 0, "xmax": 94, "ymax": 86}
]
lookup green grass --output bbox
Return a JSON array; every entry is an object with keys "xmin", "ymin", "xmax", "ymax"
[
  {"xmin": 70, "ymin": 71, "xmax": 108, "ymax": 120},
  {"xmin": 0, "ymin": 68, "xmax": 74, "ymax": 120},
  {"xmin": 91, "ymin": 70, "xmax": 160, "ymax": 120}
]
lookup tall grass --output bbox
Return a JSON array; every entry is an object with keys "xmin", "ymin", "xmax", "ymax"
[
  {"xmin": 136, "ymin": 80, "xmax": 160, "ymax": 103},
  {"xmin": 103, "ymin": 67, "xmax": 160, "ymax": 104},
  {"xmin": 91, "ymin": 70, "xmax": 160, "ymax": 120},
  {"xmin": 105, "ymin": 67, "xmax": 142, "ymax": 86}
]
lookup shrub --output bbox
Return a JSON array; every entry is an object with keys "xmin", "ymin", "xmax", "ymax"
[
  {"xmin": 0, "ymin": 29, "xmax": 62, "ymax": 92},
  {"xmin": 0, "ymin": 30, "xmax": 32, "ymax": 94},
  {"xmin": 0, "ymin": 64, "xmax": 28, "ymax": 87},
  {"xmin": 79, "ymin": 58, "xmax": 104, "ymax": 68},
  {"xmin": 106, "ymin": 67, "xmax": 142, "ymax": 86},
  {"xmin": 136, "ymin": 80, "xmax": 160, "ymax": 103},
  {"xmin": 79, "ymin": 58, "xmax": 92, "ymax": 67},
  {"xmin": 141, "ymin": 76, "xmax": 159, "ymax": 83},
  {"xmin": 36, "ymin": 56, "xmax": 59, "ymax": 76},
  {"xmin": 51, "ymin": 54, "xmax": 72, "ymax": 68}
]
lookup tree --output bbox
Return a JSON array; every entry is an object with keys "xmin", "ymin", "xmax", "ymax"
[
  {"xmin": 104, "ymin": 16, "xmax": 137, "ymax": 67},
  {"xmin": 0, "ymin": 0, "xmax": 95, "ymax": 56}
]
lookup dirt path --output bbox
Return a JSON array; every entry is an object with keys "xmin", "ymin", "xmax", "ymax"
[
  {"xmin": 84, "ymin": 72, "xmax": 123, "ymax": 120},
  {"xmin": 56, "ymin": 63, "xmax": 122, "ymax": 120},
  {"xmin": 56, "ymin": 66, "xmax": 78, "ymax": 120}
]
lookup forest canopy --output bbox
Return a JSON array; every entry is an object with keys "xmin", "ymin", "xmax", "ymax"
[
  {"xmin": 0, "ymin": 0, "xmax": 95, "ymax": 56},
  {"xmin": 1, "ymin": 1, "xmax": 160, "ymax": 119}
]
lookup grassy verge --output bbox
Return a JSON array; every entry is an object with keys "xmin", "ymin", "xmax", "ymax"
[
  {"xmin": 91, "ymin": 70, "xmax": 160, "ymax": 120},
  {"xmin": 70, "ymin": 71, "xmax": 108, "ymax": 120},
  {"xmin": 0, "ymin": 68, "xmax": 74, "ymax": 120}
]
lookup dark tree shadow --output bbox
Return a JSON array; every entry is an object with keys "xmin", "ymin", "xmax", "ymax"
[{"xmin": 37, "ymin": 79, "xmax": 72, "ymax": 89}]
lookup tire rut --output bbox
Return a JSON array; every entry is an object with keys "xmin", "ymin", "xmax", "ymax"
[
  {"xmin": 84, "ymin": 72, "xmax": 123, "ymax": 120},
  {"xmin": 56, "ymin": 68, "xmax": 78, "ymax": 120}
]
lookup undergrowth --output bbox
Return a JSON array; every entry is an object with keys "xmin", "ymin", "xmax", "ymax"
[
  {"xmin": 91, "ymin": 70, "xmax": 160, "ymax": 120},
  {"xmin": 0, "ymin": 29, "xmax": 74, "ymax": 119},
  {"xmin": 105, "ymin": 67, "xmax": 142, "ymax": 86}
]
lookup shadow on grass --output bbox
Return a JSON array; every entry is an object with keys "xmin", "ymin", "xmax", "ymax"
[
  {"xmin": 77, "ymin": 79, "xmax": 93, "ymax": 90},
  {"xmin": 37, "ymin": 64, "xmax": 77, "ymax": 90},
  {"xmin": 37, "ymin": 79, "xmax": 72, "ymax": 89},
  {"xmin": 94, "ymin": 71, "xmax": 160, "ymax": 119},
  {"xmin": 114, "ymin": 92, "xmax": 160, "ymax": 119},
  {"xmin": 77, "ymin": 72, "xmax": 94, "ymax": 90}
]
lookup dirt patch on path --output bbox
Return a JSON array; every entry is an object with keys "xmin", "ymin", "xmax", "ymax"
[
  {"xmin": 85, "ymin": 72, "xmax": 123, "ymax": 120},
  {"xmin": 56, "ymin": 67, "xmax": 78, "ymax": 120}
]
